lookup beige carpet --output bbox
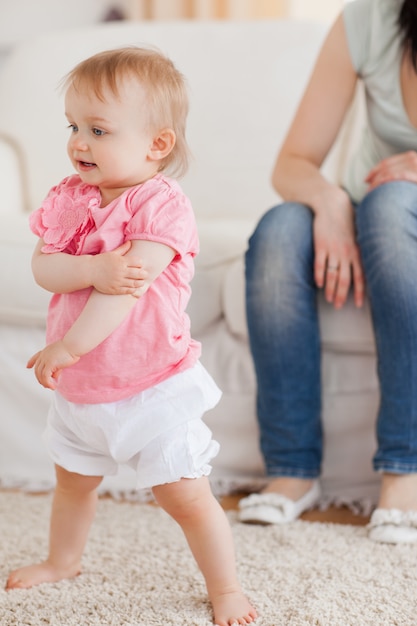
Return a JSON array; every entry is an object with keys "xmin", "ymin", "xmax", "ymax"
[{"xmin": 1, "ymin": 492, "xmax": 417, "ymax": 626}]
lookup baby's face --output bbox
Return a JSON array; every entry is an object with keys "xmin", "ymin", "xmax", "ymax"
[{"xmin": 65, "ymin": 77, "xmax": 158, "ymax": 206}]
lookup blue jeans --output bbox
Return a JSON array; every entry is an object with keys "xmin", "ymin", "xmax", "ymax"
[{"xmin": 245, "ymin": 181, "xmax": 417, "ymax": 478}]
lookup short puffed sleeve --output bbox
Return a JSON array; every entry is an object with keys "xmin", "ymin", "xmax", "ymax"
[{"xmin": 124, "ymin": 177, "xmax": 199, "ymax": 259}]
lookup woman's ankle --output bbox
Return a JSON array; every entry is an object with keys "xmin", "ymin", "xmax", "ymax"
[
  {"xmin": 378, "ymin": 473, "xmax": 417, "ymax": 510},
  {"xmin": 262, "ymin": 476, "xmax": 315, "ymax": 500}
]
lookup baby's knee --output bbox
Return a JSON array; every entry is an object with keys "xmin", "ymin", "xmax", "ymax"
[
  {"xmin": 55, "ymin": 465, "xmax": 102, "ymax": 495},
  {"xmin": 153, "ymin": 478, "xmax": 213, "ymax": 523}
]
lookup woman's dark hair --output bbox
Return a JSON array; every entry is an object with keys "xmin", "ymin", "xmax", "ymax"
[{"xmin": 399, "ymin": 0, "xmax": 417, "ymax": 71}]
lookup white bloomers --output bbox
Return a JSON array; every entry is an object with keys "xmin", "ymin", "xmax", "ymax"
[{"xmin": 43, "ymin": 362, "xmax": 222, "ymax": 490}]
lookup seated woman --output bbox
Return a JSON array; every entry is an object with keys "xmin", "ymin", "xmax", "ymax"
[{"xmin": 239, "ymin": 0, "xmax": 417, "ymax": 544}]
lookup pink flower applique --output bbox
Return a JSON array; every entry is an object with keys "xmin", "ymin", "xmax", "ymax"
[{"xmin": 33, "ymin": 178, "xmax": 100, "ymax": 254}]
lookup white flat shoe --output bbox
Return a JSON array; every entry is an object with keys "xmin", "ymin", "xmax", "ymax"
[
  {"xmin": 368, "ymin": 508, "xmax": 417, "ymax": 544},
  {"xmin": 238, "ymin": 481, "xmax": 321, "ymax": 525}
]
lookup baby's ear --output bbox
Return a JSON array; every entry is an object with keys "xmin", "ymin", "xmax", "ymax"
[{"xmin": 148, "ymin": 128, "xmax": 176, "ymax": 161}]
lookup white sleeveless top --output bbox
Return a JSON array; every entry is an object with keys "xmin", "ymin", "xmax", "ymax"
[{"xmin": 342, "ymin": 0, "xmax": 417, "ymax": 202}]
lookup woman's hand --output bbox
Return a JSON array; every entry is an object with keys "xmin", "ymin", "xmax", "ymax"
[
  {"xmin": 89, "ymin": 241, "xmax": 148, "ymax": 295},
  {"xmin": 365, "ymin": 151, "xmax": 417, "ymax": 190},
  {"xmin": 27, "ymin": 341, "xmax": 80, "ymax": 390},
  {"xmin": 313, "ymin": 190, "xmax": 364, "ymax": 309}
]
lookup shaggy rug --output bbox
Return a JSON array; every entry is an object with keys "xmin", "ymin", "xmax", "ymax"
[{"xmin": 1, "ymin": 491, "xmax": 416, "ymax": 626}]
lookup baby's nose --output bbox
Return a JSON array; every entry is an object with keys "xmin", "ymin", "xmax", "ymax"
[{"xmin": 70, "ymin": 134, "xmax": 88, "ymax": 151}]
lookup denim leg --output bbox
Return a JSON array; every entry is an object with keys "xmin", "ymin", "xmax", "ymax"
[
  {"xmin": 245, "ymin": 202, "xmax": 321, "ymax": 478},
  {"xmin": 355, "ymin": 182, "xmax": 417, "ymax": 473}
]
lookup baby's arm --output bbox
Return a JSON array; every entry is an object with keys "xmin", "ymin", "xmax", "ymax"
[
  {"xmin": 31, "ymin": 239, "xmax": 146, "ymax": 295},
  {"xmin": 28, "ymin": 239, "xmax": 176, "ymax": 389}
]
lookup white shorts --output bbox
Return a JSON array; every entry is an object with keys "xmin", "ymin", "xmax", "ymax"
[{"xmin": 43, "ymin": 362, "xmax": 221, "ymax": 490}]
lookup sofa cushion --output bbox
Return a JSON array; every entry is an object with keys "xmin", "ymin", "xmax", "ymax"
[
  {"xmin": 188, "ymin": 218, "xmax": 257, "ymax": 334},
  {"xmin": 222, "ymin": 256, "xmax": 376, "ymax": 354}
]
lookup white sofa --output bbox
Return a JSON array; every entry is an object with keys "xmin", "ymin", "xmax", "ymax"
[{"xmin": 0, "ymin": 18, "xmax": 380, "ymax": 506}]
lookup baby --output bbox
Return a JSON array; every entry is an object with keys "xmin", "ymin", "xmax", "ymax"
[{"xmin": 6, "ymin": 46, "xmax": 257, "ymax": 626}]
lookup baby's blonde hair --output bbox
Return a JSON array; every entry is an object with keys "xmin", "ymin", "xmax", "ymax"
[{"xmin": 64, "ymin": 46, "xmax": 190, "ymax": 177}]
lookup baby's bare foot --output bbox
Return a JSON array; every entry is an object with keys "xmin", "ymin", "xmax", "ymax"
[
  {"xmin": 212, "ymin": 589, "xmax": 257, "ymax": 625},
  {"xmin": 6, "ymin": 561, "xmax": 80, "ymax": 590}
]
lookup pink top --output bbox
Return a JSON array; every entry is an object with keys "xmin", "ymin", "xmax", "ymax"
[{"xmin": 30, "ymin": 174, "xmax": 201, "ymax": 404}]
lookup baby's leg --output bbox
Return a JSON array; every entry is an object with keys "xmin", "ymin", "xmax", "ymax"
[
  {"xmin": 153, "ymin": 477, "xmax": 257, "ymax": 626},
  {"xmin": 6, "ymin": 465, "xmax": 102, "ymax": 590}
]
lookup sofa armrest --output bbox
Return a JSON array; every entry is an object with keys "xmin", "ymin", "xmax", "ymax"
[
  {"xmin": 0, "ymin": 134, "xmax": 26, "ymax": 215},
  {"xmin": 0, "ymin": 214, "xmax": 49, "ymax": 326}
]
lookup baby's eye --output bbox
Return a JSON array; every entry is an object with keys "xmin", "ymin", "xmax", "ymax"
[
  {"xmin": 92, "ymin": 127, "xmax": 106, "ymax": 136},
  {"xmin": 67, "ymin": 123, "xmax": 78, "ymax": 132}
]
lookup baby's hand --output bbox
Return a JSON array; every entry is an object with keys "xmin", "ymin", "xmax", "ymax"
[
  {"xmin": 27, "ymin": 341, "xmax": 80, "ymax": 389},
  {"xmin": 90, "ymin": 241, "xmax": 147, "ymax": 295}
]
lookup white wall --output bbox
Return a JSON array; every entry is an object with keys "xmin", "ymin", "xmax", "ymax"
[
  {"xmin": 289, "ymin": 0, "xmax": 343, "ymax": 22},
  {"xmin": 0, "ymin": 0, "xmax": 130, "ymax": 47},
  {"xmin": 0, "ymin": 0, "xmax": 131, "ymax": 72},
  {"xmin": 0, "ymin": 0, "xmax": 349, "ymax": 69},
  {"xmin": 0, "ymin": 0, "xmax": 351, "ymax": 47}
]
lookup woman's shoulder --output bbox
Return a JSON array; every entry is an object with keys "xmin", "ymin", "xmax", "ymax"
[
  {"xmin": 344, "ymin": 0, "xmax": 398, "ymax": 23},
  {"xmin": 343, "ymin": 0, "xmax": 400, "ymax": 73}
]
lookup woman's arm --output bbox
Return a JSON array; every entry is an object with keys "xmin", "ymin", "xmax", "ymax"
[
  {"xmin": 273, "ymin": 14, "xmax": 357, "ymax": 206},
  {"xmin": 272, "ymin": 14, "xmax": 364, "ymax": 309},
  {"xmin": 31, "ymin": 239, "xmax": 146, "ymax": 295},
  {"xmin": 27, "ymin": 239, "xmax": 175, "ymax": 389}
]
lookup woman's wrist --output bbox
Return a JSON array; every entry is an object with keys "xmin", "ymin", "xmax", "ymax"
[{"xmin": 309, "ymin": 184, "xmax": 352, "ymax": 217}]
